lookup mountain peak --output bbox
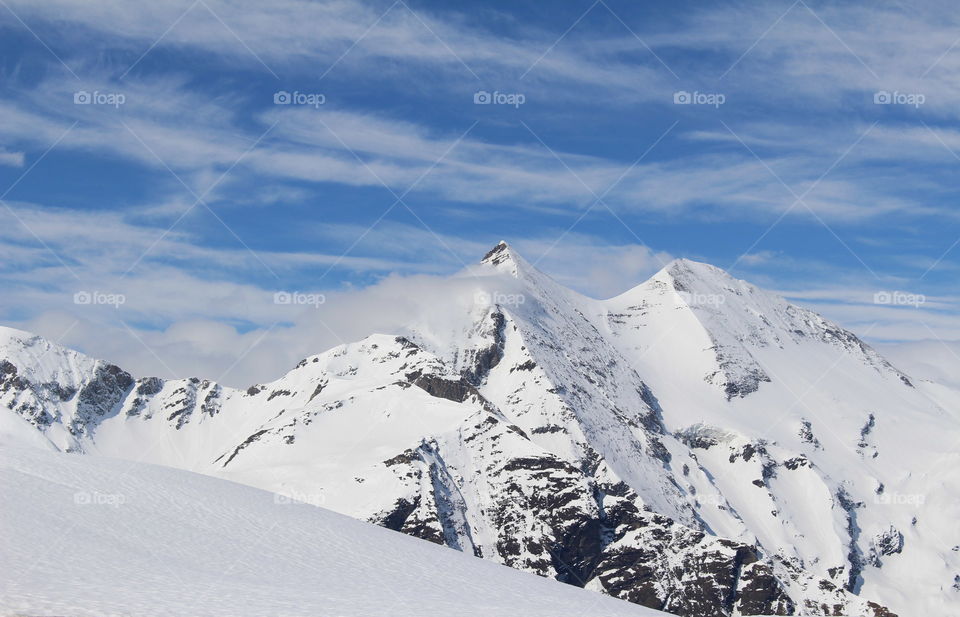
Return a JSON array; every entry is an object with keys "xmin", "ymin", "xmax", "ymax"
[
  {"xmin": 660, "ymin": 258, "xmax": 737, "ymax": 289},
  {"xmin": 643, "ymin": 258, "xmax": 751, "ymax": 307},
  {"xmin": 480, "ymin": 241, "xmax": 511, "ymax": 265},
  {"xmin": 479, "ymin": 241, "xmax": 533, "ymax": 279}
]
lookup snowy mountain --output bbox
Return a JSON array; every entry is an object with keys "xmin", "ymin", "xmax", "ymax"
[
  {"xmin": 2, "ymin": 242, "xmax": 958, "ymax": 617},
  {"xmin": 0, "ymin": 444, "xmax": 666, "ymax": 617}
]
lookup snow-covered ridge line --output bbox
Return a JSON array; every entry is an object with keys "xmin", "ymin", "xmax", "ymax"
[{"xmin": 2, "ymin": 242, "xmax": 957, "ymax": 617}]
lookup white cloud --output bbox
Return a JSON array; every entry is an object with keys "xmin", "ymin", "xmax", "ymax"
[
  {"xmin": 0, "ymin": 148, "xmax": 24, "ymax": 167},
  {"xmin": 737, "ymin": 250, "xmax": 779, "ymax": 266},
  {"xmin": 774, "ymin": 286, "xmax": 960, "ymax": 343},
  {"xmin": 508, "ymin": 235, "xmax": 674, "ymax": 299},
  {"xmin": 649, "ymin": 2, "xmax": 960, "ymax": 116},
  {"xmin": 1, "ymin": 74, "xmax": 944, "ymax": 224},
  {"xmin": 3, "ymin": 0, "xmax": 672, "ymax": 99},
  {"xmin": 1, "ymin": 197, "xmax": 682, "ymax": 384},
  {"xmin": 877, "ymin": 338, "xmax": 960, "ymax": 389}
]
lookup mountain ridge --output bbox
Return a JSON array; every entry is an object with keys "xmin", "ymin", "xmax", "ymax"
[{"xmin": 2, "ymin": 243, "xmax": 957, "ymax": 617}]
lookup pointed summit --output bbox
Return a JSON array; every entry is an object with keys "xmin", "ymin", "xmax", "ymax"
[
  {"xmin": 637, "ymin": 257, "xmax": 779, "ymax": 321},
  {"xmin": 476, "ymin": 241, "xmax": 569, "ymax": 300},
  {"xmin": 479, "ymin": 240, "xmax": 535, "ymax": 279},
  {"xmin": 480, "ymin": 241, "xmax": 511, "ymax": 266},
  {"xmin": 656, "ymin": 258, "xmax": 740, "ymax": 293}
]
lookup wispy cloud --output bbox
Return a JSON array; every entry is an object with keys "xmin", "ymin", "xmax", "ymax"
[
  {"xmin": 0, "ymin": 196, "xmax": 681, "ymax": 383},
  {"xmin": 1, "ymin": 0, "xmax": 957, "ymax": 380},
  {"xmin": 0, "ymin": 147, "xmax": 24, "ymax": 167},
  {"xmin": 2, "ymin": 0, "xmax": 674, "ymax": 96},
  {"xmin": 0, "ymin": 71, "xmax": 950, "ymax": 224}
]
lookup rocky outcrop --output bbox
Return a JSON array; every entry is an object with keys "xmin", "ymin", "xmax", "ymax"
[
  {"xmin": 65, "ymin": 363, "xmax": 135, "ymax": 438},
  {"xmin": 460, "ymin": 310, "xmax": 506, "ymax": 386},
  {"xmin": 374, "ymin": 405, "xmax": 799, "ymax": 617},
  {"xmin": 868, "ymin": 526, "xmax": 903, "ymax": 567}
]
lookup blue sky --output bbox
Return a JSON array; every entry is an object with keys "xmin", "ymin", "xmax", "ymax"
[{"xmin": 1, "ymin": 0, "xmax": 959, "ymax": 384}]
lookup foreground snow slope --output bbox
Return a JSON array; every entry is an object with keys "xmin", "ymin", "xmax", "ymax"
[{"xmin": 0, "ymin": 445, "xmax": 665, "ymax": 617}]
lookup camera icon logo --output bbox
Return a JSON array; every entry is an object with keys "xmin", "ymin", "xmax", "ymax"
[
  {"xmin": 73, "ymin": 291, "xmax": 92, "ymax": 305},
  {"xmin": 273, "ymin": 291, "xmax": 292, "ymax": 304},
  {"xmin": 474, "ymin": 90, "xmax": 491, "ymax": 104},
  {"xmin": 74, "ymin": 91, "xmax": 91, "ymax": 104},
  {"xmin": 274, "ymin": 91, "xmax": 291, "ymax": 105},
  {"xmin": 874, "ymin": 91, "xmax": 891, "ymax": 104},
  {"xmin": 673, "ymin": 90, "xmax": 691, "ymax": 104}
]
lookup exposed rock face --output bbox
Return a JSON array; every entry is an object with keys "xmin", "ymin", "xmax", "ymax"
[
  {"xmin": 70, "ymin": 363, "xmax": 134, "ymax": 437},
  {"xmin": 372, "ymin": 401, "xmax": 797, "ymax": 617},
  {"xmin": 1, "ymin": 359, "xmax": 59, "ymax": 427},
  {"xmin": 736, "ymin": 562, "xmax": 795, "ymax": 615},
  {"xmin": 1, "ymin": 344, "xmax": 133, "ymax": 438},
  {"xmin": 585, "ymin": 484, "xmax": 794, "ymax": 617},
  {"xmin": 127, "ymin": 377, "xmax": 163, "ymax": 417},
  {"xmin": 836, "ymin": 487, "xmax": 866, "ymax": 593},
  {"xmin": 460, "ymin": 310, "xmax": 506, "ymax": 386},
  {"xmin": 409, "ymin": 372, "xmax": 478, "ymax": 404},
  {"xmin": 868, "ymin": 526, "xmax": 904, "ymax": 567}
]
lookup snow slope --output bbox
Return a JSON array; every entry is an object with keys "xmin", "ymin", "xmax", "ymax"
[
  {"xmin": 0, "ymin": 444, "xmax": 666, "ymax": 617},
  {"xmin": 599, "ymin": 258, "xmax": 960, "ymax": 616}
]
